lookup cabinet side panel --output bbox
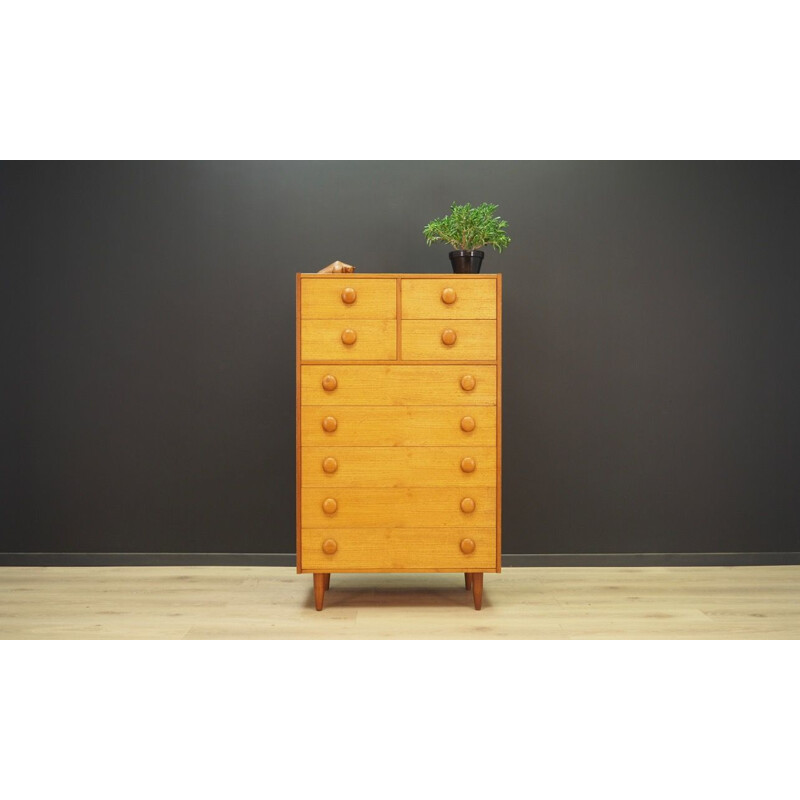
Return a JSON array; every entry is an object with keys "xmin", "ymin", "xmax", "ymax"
[
  {"xmin": 496, "ymin": 274, "xmax": 502, "ymax": 572},
  {"xmin": 296, "ymin": 273, "xmax": 302, "ymax": 573}
]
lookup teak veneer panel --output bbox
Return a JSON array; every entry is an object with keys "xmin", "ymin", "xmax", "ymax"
[
  {"xmin": 301, "ymin": 405, "xmax": 497, "ymax": 447},
  {"xmin": 301, "ymin": 486, "xmax": 497, "ymax": 529},
  {"xmin": 401, "ymin": 319, "xmax": 497, "ymax": 361},
  {"xmin": 301, "ymin": 318, "xmax": 396, "ymax": 361},
  {"xmin": 301, "ymin": 528, "xmax": 497, "ymax": 572},
  {"xmin": 300, "ymin": 365, "xmax": 497, "ymax": 406},
  {"xmin": 300, "ymin": 277, "xmax": 396, "ymax": 319},
  {"xmin": 301, "ymin": 446, "xmax": 497, "ymax": 487},
  {"xmin": 401, "ymin": 277, "xmax": 497, "ymax": 319}
]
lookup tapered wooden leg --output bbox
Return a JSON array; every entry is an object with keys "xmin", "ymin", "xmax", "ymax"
[
  {"xmin": 472, "ymin": 572, "xmax": 483, "ymax": 610},
  {"xmin": 465, "ymin": 573, "xmax": 473, "ymax": 590},
  {"xmin": 323, "ymin": 573, "xmax": 331, "ymax": 590},
  {"xmin": 313, "ymin": 573, "xmax": 326, "ymax": 611}
]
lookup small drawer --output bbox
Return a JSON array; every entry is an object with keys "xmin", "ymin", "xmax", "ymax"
[
  {"xmin": 300, "ymin": 405, "xmax": 497, "ymax": 447},
  {"xmin": 300, "ymin": 365, "xmax": 497, "ymax": 405},
  {"xmin": 301, "ymin": 318, "xmax": 396, "ymax": 361},
  {"xmin": 401, "ymin": 277, "xmax": 496, "ymax": 319},
  {"xmin": 301, "ymin": 528, "xmax": 497, "ymax": 571},
  {"xmin": 301, "ymin": 277, "xmax": 396, "ymax": 319},
  {"xmin": 301, "ymin": 446, "xmax": 497, "ymax": 488},
  {"xmin": 301, "ymin": 487, "xmax": 497, "ymax": 528},
  {"xmin": 402, "ymin": 319, "xmax": 496, "ymax": 361}
]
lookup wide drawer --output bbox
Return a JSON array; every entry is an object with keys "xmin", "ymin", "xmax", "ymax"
[
  {"xmin": 302, "ymin": 446, "xmax": 496, "ymax": 487},
  {"xmin": 301, "ymin": 528, "xmax": 497, "ymax": 571},
  {"xmin": 301, "ymin": 318, "xmax": 396, "ymax": 361},
  {"xmin": 402, "ymin": 277, "xmax": 496, "ymax": 319},
  {"xmin": 300, "ymin": 365, "xmax": 496, "ymax": 405},
  {"xmin": 300, "ymin": 277, "xmax": 396, "ymax": 319},
  {"xmin": 301, "ymin": 405, "xmax": 497, "ymax": 447},
  {"xmin": 301, "ymin": 487, "xmax": 496, "ymax": 528},
  {"xmin": 402, "ymin": 319, "xmax": 497, "ymax": 361}
]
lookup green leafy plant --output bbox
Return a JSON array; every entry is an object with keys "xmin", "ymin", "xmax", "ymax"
[{"xmin": 423, "ymin": 202, "xmax": 511, "ymax": 253}]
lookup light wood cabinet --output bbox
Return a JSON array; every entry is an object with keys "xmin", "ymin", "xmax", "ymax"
[{"xmin": 296, "ymin": 273, "xmax": 502, "ymax": 610}]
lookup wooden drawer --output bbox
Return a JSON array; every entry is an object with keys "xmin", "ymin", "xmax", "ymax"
[
  {"xmin": 301, "ymin": 405, "xmax": 497, "ymax": 447},
  {"xmin": 401, "ymin": 277, "xmax": 496, "ymax": 319},
  {"xmin": 300, "ymin": 365, "xmax": 496, "ymax": 405},
  {"xmin": 402, "ymin": 319, "xmax": 496, "ymax": 361},
  {"xmin": 300, "ymin": 277, "xmax": 396, "ymax": 319},
  {"xmin": 301, "ymin": 446, "xmax": 496, "ymax": 487},
  {"xmin": 301, "ymin": 487, "xmax": 496, "ymax": 528},
  {"xmin": 301, "ymin": 318, "xmax": 396, "ymax": 361},
  {"xmin": 301, "ymin": 528, "xmax": 497, "ymax": 571}
]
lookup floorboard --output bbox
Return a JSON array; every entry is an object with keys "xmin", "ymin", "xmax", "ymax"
[{"xmin": 1, "ymin": 566, "xmax": 798, "ymax": 639}]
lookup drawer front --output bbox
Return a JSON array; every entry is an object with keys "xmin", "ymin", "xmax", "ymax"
[
  {"xmin": 301, "ymin": 487, "xmax": 496, "ymax": 528},
  {"xmin": 402, "ymin": 319, "xmax": 497, "ymax": 361},
  {"xmin": 301, "ymin": 528, "xmax": 497, "ymax": 571},
  {"xmin": 401, "ymin": 277, "xmax": 496, "ymax": 319},
  {"xmin": 301, "ymin": 318, "xmax": 396, "ymax": 361},
  {"xmin": 301, "ymin": 277, "xmax": 396, "ymax": 319},
  {"xmin": 300, "ymin": 365, "xmax": 496, "ymax": 405},
  {"xmin": 301, "ymin": 405, "xmax": 497, "ymax": 447},
  {"xmin": 302, "ymin": 446, "xmax": 496, "ymax": 487}
]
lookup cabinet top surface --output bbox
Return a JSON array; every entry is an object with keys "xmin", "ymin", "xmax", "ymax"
[{"xmin": 298, "ymin": 273, "xmax": 502, "ymax": 278}]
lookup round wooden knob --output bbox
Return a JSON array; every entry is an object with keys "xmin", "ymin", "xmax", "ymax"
[
  {"xmin": 341, "ymin": 328, "xmax": 357, "ymax": 345},
  {"xmin": 322, "ymin": 538, "xmax": 338, "ymax": 555},
  {"xmin": 322, "ymin": 497, "xmax": 338, "ymax": 514},
  {"xmin": 460, "ymin": 375, "xmax": 476, "ymax": 391},
  {"xmin": 322, "ymin": 374, "xmax": 337, "ymax": 391},
  {"xmin": 460, "ymin": 416, "xmax": 476, "ymax": 432},
  {"xmin": 322, "ymin": 457, "xmax": 338, "ymax": 474},
  {"xmin": 322, "ymin": 416, "xmax": 338, "ymax": 432},
  {"xmin": 461, "ymin": 457, "xmax": 476, "ymax": 473},
  {"xmin": 461, "ymin": 497, "xmax": 476, "ymax": 514},
  {"xmin": 460, "ymin": 538, "xmax": 476, "ymax": 555},
  {"xmin": 441, "ymin": 287, "xmax": 457, "ymax": 304},
  {"xmin": 441, "ymin": 328, "xmax": 457, "ymax": 346},
  {"xmin": 341, "ymin": 287, "xmax": 357, "ymax": 304}
]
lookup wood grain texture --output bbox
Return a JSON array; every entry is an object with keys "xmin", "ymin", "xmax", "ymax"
[
  {"xmin": 300, "ymin": 277, "xmax": 396, "ymax": 319},
  {"xmin": 401, "ymin": 277, "xmax": 497, "ymax": 319},
  {"xmin": 301, "ymin": 446, "xmax": 496, "ymax": 487},
  {"xmin": 301, "ymin": 487, "xmax": 497, "ymax": 530},
  {"xmin": 300, "ymin": 365, "xmax": 497, "ymax": 406},
  {"xmin": 313, "ymin": 573, "xmax": 326, "ymax": 610},
  {"xmin": 301, "ymin": 318, "xmax": 396, "ymax": 361},
  {"xmin": 396, "ymin": 277, "xmax": 402, "ymax": 360},
  {"xmin": 301, "ymin": 406, "xmax": 497, "ymax": 447},
  {"xmin": 3, "ymin": 566, "xmax": 798, "ymax": 639},
  {"xmin": 301, "ymin": 528, "xmax": 497, "ymax": 571},
  {"xmin": 401, "ymin": 319, "xmax": 497, "ymax": 361},
  {"xmin": 471, "ymin": 572, "xmax": 483, "ymax": 610}
]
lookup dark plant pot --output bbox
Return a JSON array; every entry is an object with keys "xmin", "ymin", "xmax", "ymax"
[{"xmin": 449, "ymin": 250, "xmax": 484, "ymax": 274}]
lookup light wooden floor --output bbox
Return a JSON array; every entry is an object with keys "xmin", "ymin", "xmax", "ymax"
[{"xmin": 1, "ymin": 566, "xmax": 798, "ymax": 639}]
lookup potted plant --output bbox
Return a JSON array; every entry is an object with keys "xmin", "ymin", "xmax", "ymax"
[{"xmin": 423, "ymin": 202, "xmax": 511, "ymax": 273}]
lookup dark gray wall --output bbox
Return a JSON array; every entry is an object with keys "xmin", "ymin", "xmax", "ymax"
[{"xmin": 2, "ymin": 161, "xmax": 799, "ymax": 557}]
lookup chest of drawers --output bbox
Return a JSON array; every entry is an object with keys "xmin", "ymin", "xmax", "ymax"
[{"xmin": 296, "ymin": 273, "xmax": 502, "ymax": 610}]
